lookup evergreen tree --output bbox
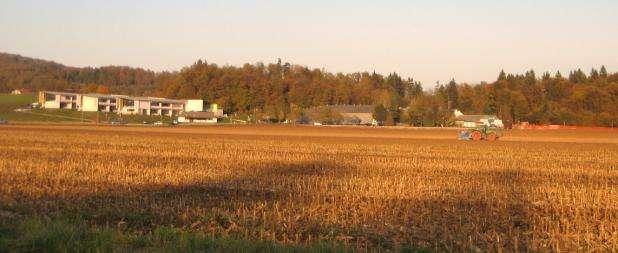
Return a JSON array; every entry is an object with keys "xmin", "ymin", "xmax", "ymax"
[
  {"xmin": 484, "ymin": 91, "xmax": 497, "ymax": 115},
  {"xmin": 497, "ymin": 70, "xmax": 507, "ymax": 81},
  {"xmin": 600, "ymin": 65, "xmax": 608, "ymax": 78},
  {"xmin": 590, "ymin": 68, "xmax": 599, "ymax": 80},
  {"xmin": 405, "ymin": 79, "xmax": 423, "ymax": 98},
  {"xmin": 569, "ymin": 69, "xmax": 587, "ymax": 83},
  {"xmin": 372, "ymin": 104, "xmax": 387, "ymax": 125},
  {"xmin": 446, "ymin": 79, "xmax": 459, "ymax": 109}
]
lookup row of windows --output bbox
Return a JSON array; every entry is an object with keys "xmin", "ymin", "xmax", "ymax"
[{"xmin": 98, "ymin": 98, "xmax": 117, "ymax": 103}]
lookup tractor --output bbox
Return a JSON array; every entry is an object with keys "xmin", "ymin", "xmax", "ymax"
[{"xmin": 458, "ymin": 125, "xmax": 502, "ymax": 141}]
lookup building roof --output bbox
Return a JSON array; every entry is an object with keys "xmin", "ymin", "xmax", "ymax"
[
  {"xmin": 43, "ymin": 90, "xmax": 186, "ymax": 104},
  {"xmin": 318, "ymin": 105, "xmax": 374, "ymax": 114},
  {"xmin": 43, "ymin": 91, "xmax": 79, "ymax": 96},
  {"xmin": 13, "ymin": 88, "xmax": 32, "ymax": 93},
  {"xmin": 182, "ymin": 111, "xmax": 215, "ymax": 119},
  {"xmin": 341, "ymin": 112, "xmax": 374, "ymax": 124},
  {"xmin": 151, "ymin": 98, "xmax": 186, "ymax": 104},
  {"xmin": 130, "ymin": 96, "xmax": 186, "ymax": 104},
  {"xmin": 456, "ymin": 114, "xmax": 498, "ymax": 122},
  {"xmin": 83, "ymin": 93, "xmax": 130, "ymax": 99}
]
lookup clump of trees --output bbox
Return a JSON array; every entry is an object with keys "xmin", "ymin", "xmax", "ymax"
[
  {"xmin": 1, "ymin": 52, "xmax": 616, "ymax": 126},
  {"xmin": 446, "ymin": 68, "xmax": 617, "ymax": 127}
]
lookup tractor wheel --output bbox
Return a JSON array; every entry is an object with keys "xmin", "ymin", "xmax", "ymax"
[
  {"xmin": 487, "ymin": 132, "xmax": 497, "ymax": 141},
  {"xmin": 471, "ymin": 130, "xmax": 482, "ymax": 141}
]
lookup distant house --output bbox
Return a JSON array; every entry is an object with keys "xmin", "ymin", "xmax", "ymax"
[
  {"xmin": 178, "ymin": 111, "xmax": 217, "ymax": 123},
  {"xmin": 177, "ymin": 104, "xmax": 223, "ymax": 124},
  {"xmin": 453, "ymin": 109, "xmax": 504, "ymax": 128},
  {"xmin": 11, "ymin": 88, "xmax": 31, "ymax": 94},
  {"xmin": 331, "ymin": 105, "xmax": 376, "ymax": 125},
  {"xmin": 307, "ymin": 105, "xmax": 377, "ymax": 125}
]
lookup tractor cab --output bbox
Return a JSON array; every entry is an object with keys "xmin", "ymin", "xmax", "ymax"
[
  {"xmin": 458, "ymin": 125, "xmax": 502, "ymax": 141},
  {"xmin": 454, "ymin": 110, "xmax": 504, "ymax": 141}
]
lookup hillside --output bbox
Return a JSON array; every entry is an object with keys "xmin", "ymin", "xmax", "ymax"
[
  {"xmin": 0, "ymin": 53, "xmax": 161, "ymax": 96},
  {"xmin": 0, "ymin": 52, "xmax": 616, "ymax": 126}
]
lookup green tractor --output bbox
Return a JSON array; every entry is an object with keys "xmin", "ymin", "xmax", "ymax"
[{"xmin": 458, "ymin": 125, "xmax": 502, "ymax": 141}]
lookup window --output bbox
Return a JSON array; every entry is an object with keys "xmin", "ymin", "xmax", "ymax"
[{"xmin": 45, "ymin": 94, "xmax": 55, "ymax": 101}]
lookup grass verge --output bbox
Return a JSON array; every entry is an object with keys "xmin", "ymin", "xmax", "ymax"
[{"xmin": 0, "ymin": 217, "xmax": 377, "ymax": 253}]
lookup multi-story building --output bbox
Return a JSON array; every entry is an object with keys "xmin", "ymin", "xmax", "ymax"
[
  {"xmin": 132, "ymin": 97, "xmax": 187, "ymax": 116},
  {"xmin": 38, "ymin": 91, "xmax": 82, "ymax": 110},
  {"xmin": 81, "ymin": 94, "xmax": 119, "ymax": 113},
  {"xmin": 38, "ymin": 91, "xmax": 222, "ymax": 119}
]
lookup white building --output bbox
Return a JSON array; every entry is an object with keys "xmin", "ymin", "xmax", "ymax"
[
  {"xmin": 453, "ymin": 109, "xmax": 504, "ymax": 128},
  {"xmin": 38, "ymin": 91, "xmax": 223, "ymax": 120},
  {"xmin": 39, "ymin": 91, "xmax": 82, "ymax": 110},
  {"xmin": 178, "ymin": 104, "xmax": 223, "ymax": 123}
]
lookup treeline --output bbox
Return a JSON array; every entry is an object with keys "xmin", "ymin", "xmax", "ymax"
[
  {"xmin": 0, "ymin": 52, "xmax": 616, "ymax": 126},
  {"xmin": 157, "ymin": 59, "xmax": 422, "ymax": 122},
  {"xmin": 406, "ymin": 68, "xmax": 617, "ymax": 127},
  {"xmin": 158, "ymin": 60, "xmax": 617, "ymax": 127},
  {"xmin": 0, "ymin": 52, "xmax": 161, "ymax": 95}
]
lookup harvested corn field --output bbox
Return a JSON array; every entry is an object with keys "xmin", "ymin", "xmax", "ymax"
[{"xmin": 0, "ymin": 124, "xmax": 616, "ymax": 251}]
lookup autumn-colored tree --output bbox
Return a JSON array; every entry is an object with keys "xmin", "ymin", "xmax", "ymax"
[
  {"xmin": 96, "ymin": 85, "xmax": 110, "ymax": 94},
  {"xmin": 372, "ymin": 104, "xmax": 387, "ymax": 125}
]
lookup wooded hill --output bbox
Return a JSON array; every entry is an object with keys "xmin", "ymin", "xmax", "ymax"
[{"xmin": 1, "ymin": 52, "xmax": 616, "ymax": 126}]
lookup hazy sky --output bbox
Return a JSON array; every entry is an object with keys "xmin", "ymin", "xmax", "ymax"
[{"xmin": 1, "ymin": 0, "xmax": 616, "ymax": 87}]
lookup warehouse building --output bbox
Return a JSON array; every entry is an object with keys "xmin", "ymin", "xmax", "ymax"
[{"xmin": 178, "ymin": 104, "xmax": 223, "ymax": 123}]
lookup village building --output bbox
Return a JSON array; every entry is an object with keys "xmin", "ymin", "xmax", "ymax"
[
  {"xmin": 129, "ymin": 97, "xmax": 186, "ymax": 116},
  {"xmin": 11, "ymin": 88, "xmax": 32, "ymax": 95},
  {"xmin": 453, "ymin": 109, "xmax": 504, "ymax": 128},
  {"xmin": 307, "ymin": 105, "xmax": 377, "ymax": 125},
  {"xmin": 37, "ymin": 91, "xmax": 223, "ymax": 120},
  {"xmin": 178, "ymin": 104, "xmax": 224, "ymax": 123},
  {"xmin": 329, "ymin": 105, "xmax": 376, "ymax": 125},
  {"xmin": 38, "ymin": 91, "xmax": 82, "ymax": 110}
]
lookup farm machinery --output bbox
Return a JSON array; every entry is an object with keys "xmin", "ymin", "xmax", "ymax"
[{"xmin": 458, "ymin": 125, "xmax": 502, "ymax": 141}]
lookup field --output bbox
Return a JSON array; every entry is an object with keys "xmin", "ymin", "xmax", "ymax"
[{"xmin": 0, "ymin": 124, "xmax": 616, "ymax": 252}]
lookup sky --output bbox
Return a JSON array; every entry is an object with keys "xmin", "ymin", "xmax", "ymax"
[{"xmin": 1, "ymin": 0, "xmax": 617, "ymax": 87}]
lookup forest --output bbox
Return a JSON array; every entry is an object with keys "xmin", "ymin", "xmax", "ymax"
[{"xmin": 0, "ymin": 52, "xmax": 616, "ymax": 126}]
